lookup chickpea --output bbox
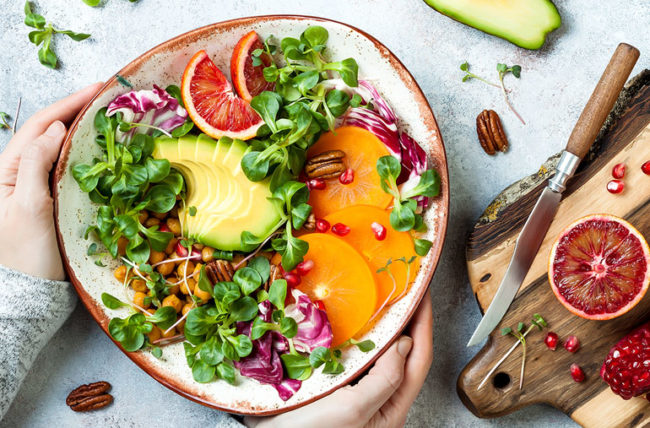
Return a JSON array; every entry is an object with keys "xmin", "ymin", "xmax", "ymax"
[
  {"xmin": 114, "ymin": 265, "xmax": 127, "ymax": 283},
  {"xmin": 147, "ymin": 325, "xmax": 161, "ymax": 343},
  {"xmin": 161, "ymin": 327, "xmax": 176, "ymax": 338},
  {"xmin": 144, "ymin": 217, "xmax": 161, "ymax": 228},
  {"xmin": 170, "ymin": 205, "xmax": 179, "ymax": 218},
  {"xmin": 166, "ymin": 218, "xmax": 182, "ymax": 236},
  {"xmin": 260, "ymin": 251, "xmax": 274, "ymax": 260},
  {"xmin": 138, "ymin": 210, "xmax": 149, "ymax": 224},
  {"xmin": 193, "ymin": 243, "xmax": 204, "ymax": 250},
  {"xmin": 152, "ymin": 211, "xmax": 167, "ymax": 220},
  {"xmin": 117, "ymin": 237, "xmax": 129, "ymax": 256},
  {"xmin": 193, "ymin": 262, "xmax": 204, "ymax": 276},
  {"xmin": 131, "ymin": 279, "xmax": 147, "ymax": 293},
  {"xmin": 149, "ymin": 250, "xmax": 165, "ymax": 265},
  {"xmin": 162, "ymin": 294, "xmax": 182, "ymax": 313},
  {"xmin": 176, "ymin": 320, "xmax": 186, "ymax": 332},
  {"xmin": 194, "ymin": 285, "xmax": 211, "ymax": 303},
  {"xmin": 167, "ymin": 282, "xmax": 180, "ymax": 295},
  {"xmin": 165, "ymin": 238, "xmax": 178, "ymax": 255},
  {"xmin": 182, "ymin": 303, "xmax": 193, "ymax": 316},
  {"xmin": 146, "ymin": 308, "xmax": 156, "ymax": 315},
  {"xmin": 133, "ymin": 291, "xmax": 149, "ymax": 309},
  {"xmin": 177, "ymin": 260, "xmax": 195, "ymax": 278},
  {"xmin": 232, "ymin": 253, "xmax": 247, "ymax": 268},
  {"xmin": 180, "ymin": 278, "xmax": 196, "ymax": 295},
  {"xmin": 156, "ymin": 259, "xmax": 175, "ymax": 277},
  {"xmin": 201, "ymin": 246, "xmax": 215, "ymax": 263}
]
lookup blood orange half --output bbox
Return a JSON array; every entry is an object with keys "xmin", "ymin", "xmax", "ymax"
[
  {"xmin": 548, "ymin": 214, "xmax": 650, "ymax": 320},
  {"xmin": 181, "ymin": 50, "xmax": 263, "ymax": 140},
  {"xmin": 230, "ymin": 31, "xmax": 275, "ymax": 102}
]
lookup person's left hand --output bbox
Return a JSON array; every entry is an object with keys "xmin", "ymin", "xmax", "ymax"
[{"xmin": 0, "ymin": 83, "xmax": 103, "ymax": 280}]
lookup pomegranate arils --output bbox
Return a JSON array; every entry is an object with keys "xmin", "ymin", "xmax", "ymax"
[
  {"xmin": 283, "ymin": 272, "xmax": 301, "ymax": 288},
  {"xmin": 570, "ymin": 364, "xmax": 585, "ymax": 382},
  {"xmin": 331, "ymin": 223, "xmax": 351, "ymax": 236},
  {"xmin": 642, "ymin": 161, "xmax": 650, "ymax": 175},
  {"xmin": 339, "ymin": 168, "xmax": 354, "ymax": 185},
  {"xmin": 611, "ymin": 163, "xmax": 626, "ymax": 179},
  {"xmin": 314, "ymin": 300, "xmax": 326, "ymax": 311},
  {"xmin": 296, "ymin": 260, "xmax": 314, "ymax": 276},
  {"xmin": 159, "ymin": 224, "xmax": 171, "ymax": 233},
  {"xmin": 315, "ymin": 219, "xmax": 330, "ymax": 233},
  {"xmin": 544, "ymin": 332, "xmax": 559, "ymax": 351},
  {"xmin": 564, "ymin": 335, "xmax": 580, "ymax": 353},
  {"xmin": 607, "ymin": 180, "xmax": 624, "ymax": 194},
  {"xmin": 371, "ymin": 222, "xmax": 387, "ymax": 241},
  {"xmin": 601, "ymin": 321, "xmax": 650, "ymax": 399},
  {"xmin": 174, "ymin": 241, "xmax": 201, "ymax": 261},
  {"xmin": 308, "ymin": 178, "xmax": 326, "ymax": 191}
]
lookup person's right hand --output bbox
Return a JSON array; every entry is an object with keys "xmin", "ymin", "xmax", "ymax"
[
  {"xmin": 245, "ymin": 288, "xmax": 434, "ymax": 428},
  {"xmin": 0, "ymin": 83, "xmax": 103, "ymax": 280}
]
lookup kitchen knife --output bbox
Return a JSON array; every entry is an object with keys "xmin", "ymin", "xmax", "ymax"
[{"xmin": 467, "ymin": 43, "xmax": 639, "ymax": 347}]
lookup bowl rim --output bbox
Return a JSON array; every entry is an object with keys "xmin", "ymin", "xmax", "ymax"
[{"xmin": 53, "ymin": 14, "xmax": 450, "ymax": 416}]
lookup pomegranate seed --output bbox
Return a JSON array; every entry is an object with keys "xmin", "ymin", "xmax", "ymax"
[
  {"xmin": 607, "ymin": 179, "xmax": 624, "ymax": 194},
  {"xmin": 564, "ymin": 335, "xmax": 580, "ymax": 353},
  {"xmin": 642, "ymin": 161, "xmax": 650, "ymax": 175},
  {"xmin": 284, "ymin": 272, "xmax": 301, "ymax": 288},
  {"xmin": 371, "ymin": 222, "xmax": 387, "ymax": 241},
  {"xmin": 611, "ymin": 163, "xmax": 626, "ymax": 179},
  {"xmin": 314, "ymin": 300, "xmax": 326, "ymax": 311},
  {"xmin": 331, "ymin": 223, "xmax": 351, "ymax": 236},
  {"xmin": 570, "ymin": 364, "xmax": 585, "ymax": 382},
  {"xmin": 159, "ymin": 224, "xmax": 171, "ymax": 233},
  {"xmin": 315, "ymin": 219, "xmax": 330, "ymax": 233},
  {"xmin": 544, "ymin": 332, "xmax": 559, "ymax": 351},
  {"xmin": 339, "ymin": 168, "xmax": 354, "ymax": 185},
  {"xmin": 308, "ymin": 178, "xmax": 326, "ymax": 191},
  {"xmin": 296, "ymin": 259, "xmax": 314, "ymax": 276},
  {"xmin": 174, "ymin": 241, "xmax": 201, "ymax": 261}
]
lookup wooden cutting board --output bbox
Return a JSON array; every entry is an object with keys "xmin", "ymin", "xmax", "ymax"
[{"xmin": 458, "ymin": 70, "xmax": 650, "ymax": 428}]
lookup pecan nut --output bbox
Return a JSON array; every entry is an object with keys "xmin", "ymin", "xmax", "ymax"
[
  {"xmin": 266, "ymin": 264, "xmax": 282, "ymax": 290},
  {"xmin": 206, "ymin": 259, "xmax": 235, "ymax": 283},
  {"xmin": 476, "ymin": 110, "xmax": 508, "ymax": 155},
  {"xmin": 66, "ymin": 381, "xmax": 113, "ymax": 412},
  {"xmin": 303, "ymin": 213, "xmax": 316, "ymax": 231},
  {"xmin": 305, "ymin": 150, "xmax": 346, "ymax": 179}
]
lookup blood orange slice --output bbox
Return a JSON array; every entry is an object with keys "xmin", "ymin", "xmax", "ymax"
[
  {"xmin": 230, "ymin": 31, "xmax": 275, "ymax": 102},
  {"xmin": 548, "ymin": 214, "xmax": 650, "ymax": 320},
  {"xmin": 181, "ymin": 50, "xmax": 263, "ymax": 140}
]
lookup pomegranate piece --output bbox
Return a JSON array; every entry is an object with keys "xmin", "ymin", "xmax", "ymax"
[
  {"xmin": 339, "ymin": 168, "xmax": 355, "ymax": 185},
  {"xmin": 607, "ymin": 179, "xmax": 624, "ymax": 194},
  {"xmin": 308, "ymin": 178, "xmax": 326, "ymax": 191},
  {"xmin": 331, "ymin": 222, "xmax": 351, "ymax": 236},
  {"xmin": 315, "ymin": 219, "xmax": 330, "ymax": 233},
  {"xmin": 601, "ymin": 322, "xmax": 650, "ymax": 399},
  {"xmin": 314, "ymin": 300, "xmax": 326, "ymax": 311},
  {"xmin": 611, "ymin": 163, "xmax": 626, "ymax": 179},
  {"xmin": 642, "ymin": 161, "xmax": 650, "ymax": 175},
  {"xmin": 283, "ymin": 272, "xmax": 301, "ymax": 288},
  {"xmin": 159, "ymin": 224, "xmax": 171, "ymax": 233},
  {"xmin": 296, "ymin": 260, "xmax": 314, "ymax": 276},
  {"xmin": 564, "ymin": 335, "xmax": 580, "ymax": 353},
  {"xmin": 570, "ymin": 364, "xmax": 585, "ymax": 382},
  {"xmin": 370, "ymin": 222, "xmax": 387, "ymax": 241},
  {"xmin": 174, "ymin": 241, "xmax": 201, "ymax": 261},
  {"xmin": 544, "ymin": 332, "xmax": 559, "ymax": 351}
]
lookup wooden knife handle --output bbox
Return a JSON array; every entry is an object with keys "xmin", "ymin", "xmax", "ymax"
[{"xmin": 566, "ymin": 43, "xmax": 639, "ymax": 159}]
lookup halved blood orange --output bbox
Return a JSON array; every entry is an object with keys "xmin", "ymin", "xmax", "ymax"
[
  {"xmin": 181, "ymin": 50, "xmax": 263, "ymax": 140},
  {"xmin": 298, "ymin": 233, "xmax": 377, "ymax": 347},
  {"xmin": 230, "ymin": 31, "xmax": 275, "ymax": 102},
  {"xmin": 324, "ymin": 205, "xmax": 418, "ymax": 311},
  {"xmin": 548, "ymin": 214, "xmax": 650, "ymax": 320},
  {"xmin": 307, "ymin": 126, "xmax": 393, "ymax": 218}
]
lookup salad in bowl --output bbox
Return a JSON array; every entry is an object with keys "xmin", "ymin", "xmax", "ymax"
[{"xmin": 54, "ymin": 16, "xmax": 448, "ymax": 414}]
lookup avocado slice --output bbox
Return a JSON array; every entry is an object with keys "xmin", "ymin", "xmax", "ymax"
[
  {"xmin": 424, "ymin": 0, "xmax": 561, "ymax": 50},
  {"xmin": 152, "ymin": 134, "xmax": 283, "ymax": 251}
]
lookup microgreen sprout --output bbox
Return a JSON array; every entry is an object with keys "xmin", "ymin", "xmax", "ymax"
[
  {"xmin": 0, "ymin": 112, "xmax": 11, "ymax": 130},
  {"xmin": 372, "ymin": 256, "xmax": 417, "ymax": 319}
]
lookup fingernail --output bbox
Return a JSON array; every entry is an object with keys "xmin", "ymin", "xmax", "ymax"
[
  {"xmin": 397, "ymin": 336, "xmax": 413, "ymax": 357},
  {"xmin": 45, "ymin": 121, "xmax": 66, "ymax": 137}
]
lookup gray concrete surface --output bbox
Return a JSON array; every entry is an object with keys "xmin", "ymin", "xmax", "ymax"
[{"xmin": 1, "ymin": 0, "xmax": 649, "ymax": 426}]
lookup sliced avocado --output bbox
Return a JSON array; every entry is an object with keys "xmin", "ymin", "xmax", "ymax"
[
  {"xmin": 424, "ymin": 0, "xmax": 561, "ymax": 50},
  {"xmin": 152, "ymin": 134, "xmax": 283, "ymax": 251}
]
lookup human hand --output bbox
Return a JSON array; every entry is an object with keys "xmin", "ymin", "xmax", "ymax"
[
  {"xmin": 0, "ymin": 83, "xmax": 103, "ymax": 280},
  {"xmin": 245, "ymin": 288, "xmax": 433, "ymax": 428}
]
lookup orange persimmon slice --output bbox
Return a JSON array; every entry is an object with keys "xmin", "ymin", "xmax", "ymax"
[
  {"xmin": 324, "ymin": 205, "xmax": 418, "ymax": 311},
  {"xmin": 298, "ymin": 233, "xmax": 377, "ymax": 347},
  {"xmin": 307, "ymin": 126, "xmax": 393, "ymax": 218}
]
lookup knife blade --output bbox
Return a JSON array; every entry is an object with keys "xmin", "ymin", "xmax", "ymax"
[{"xmin": 466, "ymin": 43, "xmax": 639, "ymax": 347}]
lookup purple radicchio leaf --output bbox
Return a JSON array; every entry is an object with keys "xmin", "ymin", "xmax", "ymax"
[
  {"xmin": 273, "ymin": 379, "xmax": 302, "ymax": 401},
  {"xmin": 284, "ymin": 289, "xmax": 333, "ymax": 353}
]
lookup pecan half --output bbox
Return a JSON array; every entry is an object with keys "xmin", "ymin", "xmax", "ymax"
[
  {"xmin": 476, "ymin": 110, "xmax": 508, "ymax": 155},
  {"xmin": 303, "ymin": 213, "xmax": 316, "ymax": 231},
  {"xmin": 305, "ymin": 150, "xmax": 346, "ymax": 179},
  {"xmin": 66, "ymin": 381, "xmax": 113, "ymax": 412},
  {"xmin": 266, "ymin": 264, "xmax": 282, "ymax": 290},
  {"xmin": 206, "ymin": 259, "xmax": 235, "ymax": 283}
]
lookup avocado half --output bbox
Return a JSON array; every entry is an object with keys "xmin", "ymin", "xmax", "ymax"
[
  {"xmin": 152, "ymin": 134, "xmax": 283, "ymax": 251},
  {"xmin": 424, "ymin": 0, "xmax": 561, "ymax": 50}
]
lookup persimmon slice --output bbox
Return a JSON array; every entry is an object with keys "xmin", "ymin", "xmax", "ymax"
[
  {"xmin": 324, "ymin": 205, "xmax": 418, "ymax": 310},
  {"xmin": 307, "ymin": 126, "xmax": 393, "ymax": 218},
  {"xmin": 298, "ymin": 233, "xmax": 377, "ymax": 347}
]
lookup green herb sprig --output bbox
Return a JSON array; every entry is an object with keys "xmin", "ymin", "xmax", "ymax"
[
  {"xmin": 24, "ymin": 2, "xmax": 90, "ymax": 69},
  {"xmin": 82, "ymin": 0, "xmax": 138, "ymax": 5},
  {"xmin": 500, "ymin": 314, "xmax": 547, "ymax": 389},
  {"xmin": 460, "ymin": 62, "xmax": 525, "ymax": 125},
  {"xmin": 0, "ymin": 112, "xmax": 11, "ymax": 130},
  {"xmin": 376, "ymin": 156, "xmax": 440, "ymax": 256}
]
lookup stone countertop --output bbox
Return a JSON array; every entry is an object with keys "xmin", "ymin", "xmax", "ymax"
[{"xmin": 1, "ymin": 0, "xmax": 648, "ymax": 426}]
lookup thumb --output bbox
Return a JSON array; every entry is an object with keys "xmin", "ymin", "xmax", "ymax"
[{"xmin": 14, "ymin": 120, "xmax": 66, "ymax": 204}]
